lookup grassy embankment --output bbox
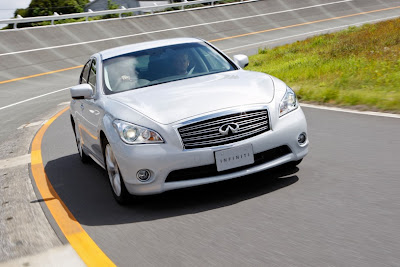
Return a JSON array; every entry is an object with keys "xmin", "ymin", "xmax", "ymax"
[{"xmin": 246, "ymin": 18, "xmax": 400, "ymax": 113}]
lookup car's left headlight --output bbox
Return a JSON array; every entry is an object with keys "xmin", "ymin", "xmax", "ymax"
[
  {"xmin": 279, "ymin": 86, "xmax": 298, "ymax": 117},
  {"xmin": 113, "ymin": 120, "xmax": 164, "ymax": 144}
]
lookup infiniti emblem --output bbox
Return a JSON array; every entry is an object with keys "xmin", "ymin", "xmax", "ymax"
[{"xmin": 219, "ymin": 122, "xmax": 240, "ymax": 136}]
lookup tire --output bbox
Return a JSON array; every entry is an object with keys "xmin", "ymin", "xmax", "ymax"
[
  {"xmin": 103, "ymin": 140, "xmax": 130, "ymax": 205},
  {"xmin": 73, "ymin": 121, "xmax": 90, "ymax": 163}
]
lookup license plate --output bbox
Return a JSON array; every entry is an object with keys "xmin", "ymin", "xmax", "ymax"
[{"xmin": 215, "ymin": 144, "xmax": 255, "ymax": 172}]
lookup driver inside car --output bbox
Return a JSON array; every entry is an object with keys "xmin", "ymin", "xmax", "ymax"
[{"xmin": 172, "ymin": 51, "xmax": 190, "ymax": 75}]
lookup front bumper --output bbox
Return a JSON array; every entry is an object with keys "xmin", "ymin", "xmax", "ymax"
[{"xmin": 110, "ymin": 107, "xmax": 308, "ymax": 196}]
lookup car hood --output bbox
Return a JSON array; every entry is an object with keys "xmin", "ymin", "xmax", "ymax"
[{"xmin": 107, "ymin": 70, "xmax": 275, "ymax": 125}]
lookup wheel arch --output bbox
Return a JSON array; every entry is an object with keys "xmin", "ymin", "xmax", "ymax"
[
  {"xmin": 70, "ymin": 115, "xmax": 76, "ymax": 135},
  {"xmin": 100, "ymin": 130, "xmax": 108, "ymax": 154}
]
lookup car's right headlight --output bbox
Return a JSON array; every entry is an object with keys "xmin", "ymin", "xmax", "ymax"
[
  {"xmin": 113, "ymin": 120, "xmax": 164, "ymax": 144},
  {"xmin": 279, "ymin": 86, "xmax": 298, "ymax": 117}
]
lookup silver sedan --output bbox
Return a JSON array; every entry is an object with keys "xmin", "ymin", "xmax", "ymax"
[{"xmin": 69, "ymin": 38, "xmax": 308, "ymax": 204}]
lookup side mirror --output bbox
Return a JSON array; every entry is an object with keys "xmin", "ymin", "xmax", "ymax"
[
  {"xmin": 70, "ymin": 84, "xmax": 93, "ymax": 99},
  {"xmin": 233, "ymin": 54, "xmax": 249, "ymax": 69}
]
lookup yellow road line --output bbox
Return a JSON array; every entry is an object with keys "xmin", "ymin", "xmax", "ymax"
[
  {"xmin": 30, "ymin": 107, "xmax": 115, "ymax": 267},
  {"xmin": 0, "ymin": 65, "xmax": 83, "ymax": 85},
  {"xmin": 208, "ymin": 5, "xmax": 400, "ymax": 42},
  {"xmin": 2, "ymin": 5, "xmax": 399, "ymax": 85}
]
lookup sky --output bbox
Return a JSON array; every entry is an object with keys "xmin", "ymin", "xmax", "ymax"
[
  {"xmin": 0, "ymin": 0, "xmax": 31, "ymax": 28},
  {"xmin": 0, "ymin": 0, "xmax": 31, "ymax": 20}
]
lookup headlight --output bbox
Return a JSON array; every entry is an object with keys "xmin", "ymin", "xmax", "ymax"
[
  {"xmin": 279, "ymin": 86, "xmax": 298, "ymax": 117},
  {"xmin": 113, "ymin": 120, "xmax": 164, "ymax": 144}
]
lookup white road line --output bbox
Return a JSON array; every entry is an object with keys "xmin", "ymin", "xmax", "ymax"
[
  {"xmin": 0, "ymin": 87, "xmax": 69, "ymax": 111},
  {"xmin": 301, "ymin": 103, "xmax": 400, "ymax": 119},
  {"xmin": 0, "ymin": 154, "xmax": 31, "ymax": 169},
  {"xmin": 17, "ymin": 120, "xmax": 47, "ymax": 130},
  {"xmin": 58, "ymin": 101, "xmax": 71, "ymax": 106},
  {"xmin": 222, "ymin": 15, "xmax": 400, "ymax": 53},
  {"xmin": 0, "ymin": 0, "xmax": 352, "ymax": 57}
]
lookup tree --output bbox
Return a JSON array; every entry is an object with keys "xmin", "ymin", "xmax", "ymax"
[
  {"xmin": 15, "ymin": 0, "xmax": 89, "ymax": 17},
  {"xmin": 6, "ymin": 0, "xmax": 89, "ymax": 29},
  {"xmin": 102, "ymin": 0, "xmax": 120, "ymax": 19}
]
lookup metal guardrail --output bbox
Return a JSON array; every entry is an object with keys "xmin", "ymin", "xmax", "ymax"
[{"xmin": 0, "ymin": 0, "xmax": 252, "ymax": 29}]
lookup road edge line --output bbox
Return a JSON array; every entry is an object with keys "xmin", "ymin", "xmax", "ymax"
[
  {"xmin": 300, "ymin": 103, "xmax": 400, "ymax": 119},
  {"xmin": 30, "ymin": 106, "xmax": 116, "ymax": 267}
]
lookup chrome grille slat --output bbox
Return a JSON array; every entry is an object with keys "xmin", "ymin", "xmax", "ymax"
[
  {"xmin": 237, "ymin": 121, "xmax": 268, "ymax": 132},
  {"xmin": 237, "ymin": 115, "xmax": 268, "ymax": 126},
  {"xmin": 178, "ymin": 111, "xmax": 268, "ymax": 133},
  {"xmin": 184, "ymin": 126, "xmax": 269, "ymax": 148},
  {"xmin": 178, "ymin": 109, "xmax": 270, "ymax": 149},
  {"xmin": 182, "ymin": 132, "xmax": 223, "ymax": 142},
  {"xmin": 181, "ymin": 116, "xmax": 267, "ymax": 137},
  {"xmin": 180, "ymin": 126, "xmax": 220, "ymax": 137},
  {"xmin": 182, "ymin": 121, "xmax": 269, "ymax": 143}
]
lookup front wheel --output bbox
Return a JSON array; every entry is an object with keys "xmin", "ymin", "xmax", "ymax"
[{"xmin": 104, "ymin": 141, "xmax": 130, "ymax": 205}]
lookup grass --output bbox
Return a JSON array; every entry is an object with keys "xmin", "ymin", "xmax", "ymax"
[{"xmin": 246, "ymin": 18, "xmax": 400, "ymax": 113}]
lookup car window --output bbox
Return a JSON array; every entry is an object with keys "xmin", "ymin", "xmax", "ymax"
[
  {"xmin": 88, "ymin": 59, "xmax": 97, "ymax": 93},
  {"xmin": 80, "ymin": 60, "xmax": 91, "ymax": 84},
  {"xmin": 197, "ymin": 46, "xmax": 232, "ymax": 72},
  {"xmin": 103, "ymin": 42, "xmax": 236, "ymax": 95}
]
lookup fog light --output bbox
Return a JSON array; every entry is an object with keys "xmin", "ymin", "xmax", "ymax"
[
  {"xmin": 136, "ymin": 169, "xmax": 151, "ymax": 182},
  {"xmin": 298, "ymin": 133, "xmax": 307, "ymax": 145}
]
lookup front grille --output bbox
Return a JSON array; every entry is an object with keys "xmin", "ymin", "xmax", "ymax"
[
  {"xmin": 178, "ymin": 109, "xmax": 270, "ymax": 149},
  {"xmin": 165, "ymin": 146, "xmax": 291, "ymax": 183}
]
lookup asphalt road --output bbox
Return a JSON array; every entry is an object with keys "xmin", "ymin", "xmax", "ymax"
[
  {"xmin": 1, "ymin": 0, "xmax": 400, "ymax": 265},
  {"xmin": 42, "ymin": 107, "xmax": 400, "ymax": 266}
]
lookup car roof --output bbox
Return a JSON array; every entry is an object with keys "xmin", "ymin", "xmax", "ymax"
[{"xmin": 99, "ymin": 37, "xmax": 203, "ymax": 60}]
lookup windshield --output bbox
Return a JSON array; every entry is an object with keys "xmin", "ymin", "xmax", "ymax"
[{"xmin": 103, "ymin": 42, "xmax": 236, "ymax": 94}]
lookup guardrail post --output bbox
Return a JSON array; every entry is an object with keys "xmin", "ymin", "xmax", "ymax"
[
  {"xmin": 119, "ymin": 6, "xmax": 126, "ymax": 18},
  {"xmin": 87, "ymin": 9, "xmax": 93, "ymax": 21},
  {"xmin": 14, "ymin": 15, "xmax": 23, "ymax": 29},
  {"xmin": 52, "ymin": 12, "xmax": 59, "ymax": 25}
]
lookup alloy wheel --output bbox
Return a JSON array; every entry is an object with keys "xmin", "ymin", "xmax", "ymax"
[{"xmin": 105, "ymin": 144, "xmax": 122, "ymax": 197}]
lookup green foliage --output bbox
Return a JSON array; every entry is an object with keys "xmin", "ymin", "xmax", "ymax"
[
  {"xmin": 14, "ymin": 8, "xmax": 28, "ymax": 17},
  {"xmin": 8, "ymin": 0, "xmax": 89, "ymax": 28},
  {"xmin": 246, "ymin": 18, "xmax": 400, "ymax": 112},
  {"xmin": 215, "ymin": 0, "xmax": 237, "ymax": 4},
  {"xmin": 25, "ymin": 0, "xmax": 89, "ymax": 16},
  {"xmin": 108, "ymin": 0, "xmax": 119, "ymax": 10},
  {"xmin": 101, "ymin": 0, "xmax": 120, "ymax": 19}
]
